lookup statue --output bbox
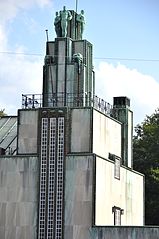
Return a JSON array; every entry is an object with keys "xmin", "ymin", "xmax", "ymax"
[
  {"xmin": 54, "ymin": 11, "xmax": 61, "ymax": 37},
  {"xmin": 54, "ymin": 7, "xmax": 86, "ymax": 39},
  {"xmin": 45, "ymin": 55, "xmax": 54, "ymax": 65},
  {"xmin": 76, "ymin": 10, "xmax": 85, "ymax": 39},
  {"xmin": 60, "ymin": 6, "xmax": 72, "ymax": 37},
  {"xmin": 73, "ymin": 53, "xmax": 83, "ymax": 74}
]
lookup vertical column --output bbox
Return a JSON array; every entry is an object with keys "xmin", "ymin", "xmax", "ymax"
[
  {"xmin": 127, "ymin": 110, "xmax": 133, "ymax": 168},
  {"xmin": 73, "ymin": 40, "xmax": 94, "ymax": 106},
  {"xmin": 55, "ymin": 117, "xmax": 65, "ymax": 239},
  {"xmin": 38, "ymin": 118, "xmax": 48, "ymax": 239},
  {"xmin": 43, "ymin": 41, "xmax": 56, "ymax": 108},
  {"xmin": 57, "ymin": 40, "xmax": 66, "ymax": 106},
  {"xmin": 47, "ymin": 118, "xmax": 57, "ymax": 239},
  {"xmin": 113, "ymin": 97, "xmax": 133, "ymax": 168}
]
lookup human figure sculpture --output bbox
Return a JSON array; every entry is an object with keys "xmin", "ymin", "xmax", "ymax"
[
  {"xmin": 54, "ymin": 11, "xmax": 61, "ymax": 37},
  {"xmin": 73, "ymin": 53, "xmax": 83, "ymax": 74},
  {"xmin": 76, "ymin": 10, "xmax": 85, "ymax": 39},
  {"xmin": 60, "ymin": 6, "xmax": 72, "ymax": 37}
]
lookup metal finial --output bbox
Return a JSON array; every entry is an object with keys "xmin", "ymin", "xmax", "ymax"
[
  {"xmin": 76, "ymin": 0, "xmax": 78, "ymax": 12},
  {"xmin": 45, "ymin": 29, "xmax": 49, "ymax": 42}
]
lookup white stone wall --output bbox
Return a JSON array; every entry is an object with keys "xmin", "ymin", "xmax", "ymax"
[
  {"xmin": 93, "ymin": 110, "xmax": 122, "ymax": 159},
  {"xmin": 17, "ymin": 110, "xmax": 38, "ymax": 154},
  {"xmin": 64, "ymin": 154, "xmax": 147, "ymax": 239},
  {"xmin": 64, "ymin": 155, "xmax": 94, "ymax": 239},
  {"xmin": 71, "ymin": 108, "xmax": 91, "ymax": 152},
  {"xmin": 0, "ymin": 156, "xmax": 39, "ymax": 239},
  {"xmin": 95, "ymin": 157, "xmax": 144, "ymax": 226}
]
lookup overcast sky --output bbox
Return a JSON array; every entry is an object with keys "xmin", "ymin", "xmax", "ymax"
[{"xmin": 0, "ymin": 0, "xmax": 159, "ymax": 126}]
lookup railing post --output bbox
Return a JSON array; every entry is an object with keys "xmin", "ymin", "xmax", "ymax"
[{"xmin": 32, "ymin": 95, "xmax": 35, "ymax": 108}]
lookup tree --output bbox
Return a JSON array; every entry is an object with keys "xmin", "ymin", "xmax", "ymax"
[
  {"xmin": 0, "ymin": 109, "xmax": 7, "ymax": 117},
  {"xmin": 133, "ymin": 109, "xmax": 159, "ymax": 225}
]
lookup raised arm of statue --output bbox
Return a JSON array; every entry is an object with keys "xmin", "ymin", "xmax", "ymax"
[
  {"xmin": 60, "ymin": 6, "xmax": 72, "ymax": 37},
  {"xmin": 54, "ymin": 11, "xmax": 61, "ymax": 37},
  {"xmin": 76, "ymin": 10, "xmax": 85, "ymax": 39}
]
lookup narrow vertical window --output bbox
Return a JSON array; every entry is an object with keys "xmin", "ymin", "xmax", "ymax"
[
  {"xmin": 47, "ymin": 118, "xmax": 56, "ymax": 239},
  {"xmin": 114, "ymin": 155, "xmax": 120, "ymax": 179},
  {"xmin": 112, "ymin": 206, "xmax": 124, "ymax": 226},
  {"xmin": 38, "ymin": 118, "xmax": 48, "ymax": 239},
  {"xmin": 55, "ymin": 117, "xmax": 64, "ymax": 239}
]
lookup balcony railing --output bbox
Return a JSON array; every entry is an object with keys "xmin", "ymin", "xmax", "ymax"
[{"xmin": 22, "ymin": 93, "xmax": 113, "ymax": 116}]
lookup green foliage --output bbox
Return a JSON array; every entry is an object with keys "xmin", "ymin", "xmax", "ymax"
[
  {"xmin": 133, "ymin": 109, "xmax": 159, "ymax": 225},
  {"xmin": 0, "ymin": 109, "xmax": 7, "ymax": 117}
]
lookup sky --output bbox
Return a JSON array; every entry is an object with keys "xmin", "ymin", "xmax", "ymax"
[{"xmin": 0, "ymin": 0, "xmax": 159, "ymax": 127}]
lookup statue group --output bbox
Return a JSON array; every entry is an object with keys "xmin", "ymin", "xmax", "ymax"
[{"xmin": 54, "ymin": 6, "xmax": 85, "ymax": 39}]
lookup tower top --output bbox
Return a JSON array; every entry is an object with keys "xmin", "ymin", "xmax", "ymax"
[{"xmin": 54, "ymin": 6, "xmax": 85, "ymax": 40}]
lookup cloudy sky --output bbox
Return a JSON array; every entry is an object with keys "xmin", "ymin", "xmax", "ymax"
[{"xmin": 0, "ymin": 0, "xmax": 159, "ymax": 126}]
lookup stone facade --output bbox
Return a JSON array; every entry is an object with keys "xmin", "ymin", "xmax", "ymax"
[
  {"xmin": 0, "ymin": 7, "xmax": 159, "ymax": 239},
  {"xmin": 0, "ymin": 156, "xmax": 39, "ymax": 239}
]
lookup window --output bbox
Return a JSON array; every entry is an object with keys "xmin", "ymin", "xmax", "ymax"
[
  {"xmin": 47, "ymin": 118, "xmax": 56, "ymax": 239},
  {"xmin": 114, "ymin": 155, "xmax": 120, "ymax": 179},
  {"xmin": 55, "ymin": 117, "xmax": 64, "ymax": 239},
  {"xmin": 38, "ymin": 116, "xmax": 65, "ymax": 239},
  {"xmin": 39, "ymin": 118, "xmax": 48, "ymax": 239},
  {"xmin": 108, "ymin": 153, "xmax": 121, "ymax": 179},
  {"xmin": 112, "ymin": 206, "xmax": 124, "ymax": 226}
]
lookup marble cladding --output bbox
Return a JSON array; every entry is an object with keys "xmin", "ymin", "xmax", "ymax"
[
  {"xmin": 0, "ymin": 156, "xmax": 39, "ymax": 239},
  {"xmin": 64, "ymin": 154, "xmax": 159, "ymax": 239},
  {"xmin": 64, "ymin": 154, "xmax": 94, "ymax": 239},
  {"xmin": 71, "ymin": 108, "xmax": 91, "ymax": 153},
  {"xmin": 17, "ymin": 110, "xmax": 38, "ymax": 154}
]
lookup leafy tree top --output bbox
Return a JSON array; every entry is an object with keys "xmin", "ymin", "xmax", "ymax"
[
  {"xmin": 133, "ymin": 108, "xmax": 159, "ymax": 225},
  {"xmin": 0, "ymin": 109, "xmax": 7, "ymax": 117}
]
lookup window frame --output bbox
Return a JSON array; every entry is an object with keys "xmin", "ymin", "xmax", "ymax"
[{"xmin": 112, "ymin": 206, "xmax": 124, "ymax": 226}]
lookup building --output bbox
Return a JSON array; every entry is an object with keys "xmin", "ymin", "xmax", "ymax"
[{"xmin": 0, "ymin": 6, "xmax": 159, "ymax": 239}]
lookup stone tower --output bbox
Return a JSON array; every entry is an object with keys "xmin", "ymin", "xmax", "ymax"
[
  {"xmin": 36, "ymin": 6, "xmax": 143, "ymax": 239},
  {"xmin": 38, "ymin": 7, "xmax": 96, "ymax": 239},
  {"xmin": 43, "ymin": 6, "xmax": 94, "ymax": 109}
]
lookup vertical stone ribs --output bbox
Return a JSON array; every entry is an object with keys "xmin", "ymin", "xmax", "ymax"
[{"xmin": 38, "ymin": 117, "xmax": 65, "ymax": 239}]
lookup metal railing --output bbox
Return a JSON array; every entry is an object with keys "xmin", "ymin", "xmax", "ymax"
[
  {"xmin": 22, "ymin": 94, "xmax": 43, "ymax": 109},
  {"xmin": 22, "ymin": 93, "xmax": 113, "ymax": 116}
]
